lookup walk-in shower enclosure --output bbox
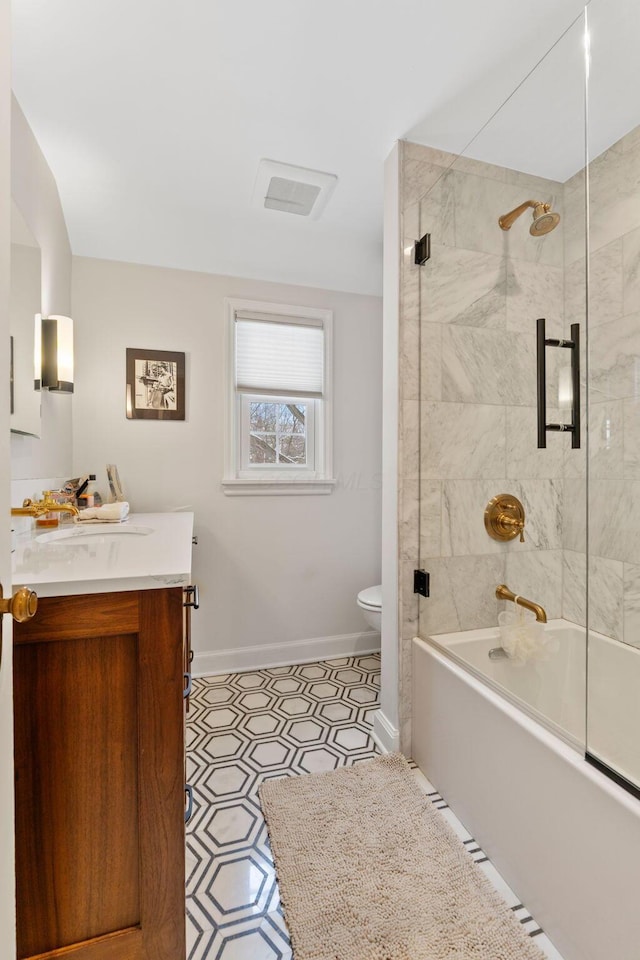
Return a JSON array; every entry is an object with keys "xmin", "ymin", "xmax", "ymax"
[{"xmin": 398, "ymin": 0, "xmax": 640, "ymax": 798}]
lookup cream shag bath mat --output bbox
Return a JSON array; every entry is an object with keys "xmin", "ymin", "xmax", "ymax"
[{"xmin": 259, "ymin": 754, "xmax": 546, "ymax": 960}]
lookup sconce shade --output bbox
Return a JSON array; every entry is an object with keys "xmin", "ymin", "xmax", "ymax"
[
  {"xmin": 42, "ymin": 314, "xmax": 74, "ymax": 393},
  {"xmin": 34, "ymin": 313, "xmax": 42, "ymax": 391}
]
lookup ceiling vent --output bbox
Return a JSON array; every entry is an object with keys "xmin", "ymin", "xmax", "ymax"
[{"xmin": 252, "ymin": 160, "xmax": 338, "ymax": 220}]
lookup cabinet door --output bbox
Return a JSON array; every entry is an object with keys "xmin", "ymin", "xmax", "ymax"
[{"xmin": 13, "ymin": 588, "xmax": 186, "ymax": 960}]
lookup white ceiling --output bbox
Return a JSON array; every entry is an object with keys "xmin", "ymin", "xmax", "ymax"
[{"xmin": 12, "ymin": 0, "xmax": 589, "ymax": 296}]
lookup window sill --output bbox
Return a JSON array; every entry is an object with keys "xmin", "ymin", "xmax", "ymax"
[{"xmin": 222, "ymin": 478, "xmax": 337, "ymax": 497}]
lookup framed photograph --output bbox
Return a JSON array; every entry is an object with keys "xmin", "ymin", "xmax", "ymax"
[{"xmin": 126, "ymin": 348, "xmax": 185, "ymax": 421}]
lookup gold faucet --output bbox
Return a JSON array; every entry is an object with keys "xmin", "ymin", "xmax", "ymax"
[
  {"xmin": 496, "ymin": 584, "xmax": 547, "ymax": 623},
  {"xmin": 11, "ymin": 492, "xmax": 79, "ymax": 519}
]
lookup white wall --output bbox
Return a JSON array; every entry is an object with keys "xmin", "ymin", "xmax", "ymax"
[
  {"xmin": 10, "ymin": 98, "xmax": 72, "ymax": 482},
  {"xmin": 3, "ymin": 96, "xmax": 72, "ymax": 956},
  {"xmin": 72, "ymin": 256, "xmax": 383, "ymax": 667},
  {"xmin": 374, "ymin": 144, "xmax": 400, "ymax": 753},
  {"xmin": 1, "ymin": 0, "xmax": 16, "ymax": 952}
]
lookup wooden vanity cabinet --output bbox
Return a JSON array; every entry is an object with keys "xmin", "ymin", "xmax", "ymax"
[{"xmin": 13, "ymin": 586, "xmax": 187, "ymax": 960}]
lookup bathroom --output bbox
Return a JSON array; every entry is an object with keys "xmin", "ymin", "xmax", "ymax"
[{"xmin": 2, "ymin": 1, "xmax": 640, "ymax": 959}]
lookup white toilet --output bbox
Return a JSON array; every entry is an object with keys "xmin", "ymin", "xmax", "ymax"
[{"xmin": 357, "ymin": 584, "xmax": 382, "ymax": 633}]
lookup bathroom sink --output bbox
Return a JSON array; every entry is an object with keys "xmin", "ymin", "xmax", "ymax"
[{"xmin": 36, "ymin": 524, "xmax": 154, "ymax": 543}]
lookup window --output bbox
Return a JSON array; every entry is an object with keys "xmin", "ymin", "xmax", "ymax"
[
  {"xmin": 242, "ymin": 398, "xmax": 314, "ymax": 469},
  {"xmin": 223, "ymin": 299, "xmax": 334, "ymax": 495}
]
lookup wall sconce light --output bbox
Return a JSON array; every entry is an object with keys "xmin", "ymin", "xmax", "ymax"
[
  {"xmin": 34, "ymin": 313, "xmax": 42, "ymax": 391},
  {"xmin": 41, "ymin": 314, "xmax": 74, "ymax": 393}
]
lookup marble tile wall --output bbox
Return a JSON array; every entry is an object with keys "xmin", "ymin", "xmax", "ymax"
[
  {"xmin": 398, "ymin": 127, "xmax": 640, "ymax": 759},
  {"xmin": 398, "ymin": 141, "xmax": 566, "ymax": 751},
  {"xmin": 399, "ymin": 127, "xmax": 640, "ymax": 756},
  {"xmin": 562, "ymin": 124, "xmax": 640, "ymax": 648},
  {"xmin": 397, "ymin": 151, "xmax": 421, "ymax": 753}
]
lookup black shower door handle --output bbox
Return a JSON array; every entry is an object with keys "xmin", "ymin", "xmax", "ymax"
[{"xmin": 536, "ymin": 318, "xmax": 580, "ymax": 450}]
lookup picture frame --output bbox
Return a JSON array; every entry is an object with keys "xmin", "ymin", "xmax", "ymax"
[
  {"xmin": 126, "ymin": 348, "xmax": 185, "ymax": 421},
  {"xmin": 106, "ymin": 464, "xmax": 125, "ymax": 502}
]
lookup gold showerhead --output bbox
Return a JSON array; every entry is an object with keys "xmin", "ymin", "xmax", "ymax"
[
  {"xmin": 498, "ymin": 199, "xmax": 561, "ymax": 236},
  {"xmin": 530, "ymin": 203, "xmax": 561, "ymax": 236}
]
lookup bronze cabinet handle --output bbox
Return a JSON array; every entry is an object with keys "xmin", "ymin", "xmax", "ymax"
[
  {"xmin": 184, "ymin": 784, "xmax": 194, "ymax": 824},
  {"xmin": 0, "ymin": 585, "xmax": 38, "ymax": 622},
  {"xmin": 183, "ymin": 584, "xmax": 199, "ymax": 609}
]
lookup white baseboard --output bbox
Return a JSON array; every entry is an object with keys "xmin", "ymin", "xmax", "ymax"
[
  {"xmin": 371, "ymin": 709, "xmax": 400, "ymax": 754},
  {"xmin": 192, "ymin": 630, "xmax": 380, "ymax": 677}
]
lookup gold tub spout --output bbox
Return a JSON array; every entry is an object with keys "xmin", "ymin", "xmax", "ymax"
[
  {"xmin": 496, "ymin": 584, "xmax": 547, "ymax": 623},
  {"xmin": 11, "ymin": 493, "xmax": 79, "ymax": 519}
]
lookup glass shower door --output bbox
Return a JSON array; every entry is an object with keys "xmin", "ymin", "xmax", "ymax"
[
  {"xmin": 585, "ymin": 0, "xmax": 640, "ymax": 795},
  {"xmin": 406, "ymin": 12, "xmax": 590, "ymax": 751}
]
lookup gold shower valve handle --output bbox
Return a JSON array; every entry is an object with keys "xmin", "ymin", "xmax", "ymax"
[
  {"xmin": 501, "ymin": 514, "xmax": 525, "ymax": 542},
  {"xmin": 0, "ymin": 585, "xmax": 38, "ymax": 622},
  {"xmin": 484, "ymin": 494, "xmax": 526, "ymax": 543}
]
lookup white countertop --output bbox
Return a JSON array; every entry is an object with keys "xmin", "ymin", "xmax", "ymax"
[{"xmin": 12, "ymin": 512, "xmax": 194, "ymax": 598}]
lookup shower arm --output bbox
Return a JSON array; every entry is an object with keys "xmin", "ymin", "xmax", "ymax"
[
  {"xmin": 499, "ymin": 200, "xmax": 548, "ymax": 231},
  {"xmin": 495, "ymin": 584, "xmax": 547, "ymax": 624}
]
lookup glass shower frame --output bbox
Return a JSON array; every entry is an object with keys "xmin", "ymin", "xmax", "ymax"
[
  {"xmin": 409, "ymin": 2, "xmax": 640, "ymax": 798},
  {"xmin": 581, "ymin": 0, "xmax": 640, "ymax": 798}
]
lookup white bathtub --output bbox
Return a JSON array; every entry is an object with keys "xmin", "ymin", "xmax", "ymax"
[
  {"xmin": 412, "ymin": 619, "xmax": 640, "ymax": 960},
  {"xmin": 428, "ymin": 619, "xmax": 586, "ymax": 749}
]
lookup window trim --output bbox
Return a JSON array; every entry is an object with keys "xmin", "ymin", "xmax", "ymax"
[{"xmin": 223, "ymin": 298, "xmax": 335, "ymax": 496}]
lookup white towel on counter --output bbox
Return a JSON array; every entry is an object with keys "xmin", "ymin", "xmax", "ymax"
[{"xmin": 76, "ymin": 501, "xmax": 130, "ymax": 523}]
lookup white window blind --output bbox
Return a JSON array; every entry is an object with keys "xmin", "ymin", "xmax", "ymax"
[{"xmin": 235, "ymin": 314, "xmax": 324, "ymax": 398}]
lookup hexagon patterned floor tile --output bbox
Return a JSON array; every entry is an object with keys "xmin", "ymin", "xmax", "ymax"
[
  {"xmin": 185, "ymin": 650, "xmax": 560, "ymax": 960},
  {"xmin": 186, "ymin": 652, "xmax": 380, "ymax": 958}
]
